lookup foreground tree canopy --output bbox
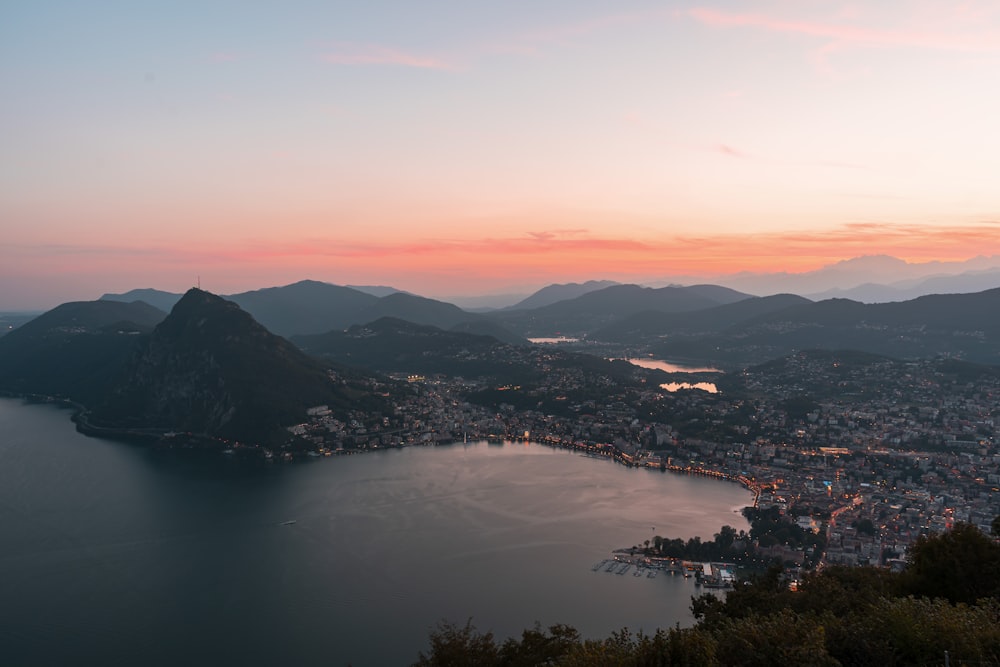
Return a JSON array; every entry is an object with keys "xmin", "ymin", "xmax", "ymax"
[{"xmin": 412, "ymin": 522, "xmax": 1000, "ymax": 666}]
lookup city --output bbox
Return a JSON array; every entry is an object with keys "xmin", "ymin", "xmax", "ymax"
[{"xmin": 285, "ymin": 347, "xmax": 1000, "ymax": 575}]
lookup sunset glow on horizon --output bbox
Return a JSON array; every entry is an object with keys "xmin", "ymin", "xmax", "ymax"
[{"xmin": 3, "ymin": 1, "xmax": 1000, "ymax": 310}]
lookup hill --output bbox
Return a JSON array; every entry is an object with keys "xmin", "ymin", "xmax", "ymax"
[
  {"xmin": 490, "ymin": 284, "xmax": 753, "ymax": 337},
  {"xmin": 651, "ymin": 288, "xmax": 1000, "ymax": 367},
  {"xmin": 294, "ymin": 317, "xmax": 523, "ymax": 377},
  {"xmin": 100, "ymin": 288, "xmax": 183, "ymax": 313},
  {"xmin": 101, "ymin": 280, "xmax": 521, "ymax": 341},
  {"xmin": 85, "ymin": 289, "xmax": 387, "ymax": 446},
  {"xmin": 591, "ymin": 293, "xmax": 811, "ymax": 344},
  {"xmin": 506, "ymin": 280, "xmax": 620, "ymax": 310},
  {"xmin": 225, "ymin": 280, "xmax": 379, "ymax": 337},
  {"xmin": 0, "ymin": 300, "xmax": 167, "ymax": 402}
]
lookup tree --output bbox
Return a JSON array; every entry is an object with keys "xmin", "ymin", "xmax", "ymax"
[
  {"xmin": 412, "ymin": 620, "xmax": 499, "ymax": 667},
  {"xmin": 712, "ymin": 609, "xmax": 839, "ymax": 667},
  {"xmin": 498, "ymin": 624, "xmax": 579, "ymax": 667},
  {"xmin": 903, "ymin": 522, "xmax": 1000, "ymax": 604}
]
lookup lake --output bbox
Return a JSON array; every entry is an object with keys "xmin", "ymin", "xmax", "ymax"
[
  {"xmin": 619, "ymin": 358, "xmax": 721, "ymax": 374},
  {"xmin": 0, "ymin": 398, "xmax": 751, "ymax": 666},
  {"xmin": 618, "ymin": 358, "xmax": 721, "ymax": 393}
]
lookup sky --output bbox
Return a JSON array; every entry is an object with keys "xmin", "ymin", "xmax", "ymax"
[{"xmin": 3, "ymin": 0, "xmax": 1000, "ymax": 310}]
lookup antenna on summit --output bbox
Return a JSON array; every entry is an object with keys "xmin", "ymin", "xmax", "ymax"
[{"xmin": 197, "ymin": 275, "xmax": 201, "ymax": 290}]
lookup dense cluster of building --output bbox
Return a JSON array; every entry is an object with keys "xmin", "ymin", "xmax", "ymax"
[{"xmin": 289, "ymin": 350, "xmax": 1000, "ymax": 570}]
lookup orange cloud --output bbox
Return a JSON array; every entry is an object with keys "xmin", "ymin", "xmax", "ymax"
[{"xmin": 7, "ymin": 223, "xmax": 998, "ymax": 298}]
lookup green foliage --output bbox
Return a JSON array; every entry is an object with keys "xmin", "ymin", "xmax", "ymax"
[
  {"xmin": 902, "ymin": 522, "xmax": 1000, "ymax": 604},
  {"xmin": 498, "ymin": 624, "xmax": 580, "ymax": 667},
  {"xmin": 412, "ymin": 620, "xmax": 500, "ymax": 667},
  {"xmin": 713, "ymin": 609, "xmax": 838, "ymax": 667}
]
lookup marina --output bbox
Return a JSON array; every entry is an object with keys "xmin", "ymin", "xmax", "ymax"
[{"xmin": 592, "ymin": 552, "xmax": 735, "ymax": 590}]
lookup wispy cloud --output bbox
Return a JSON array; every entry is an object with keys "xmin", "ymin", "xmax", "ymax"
[
  {"xmin": 688, "ymin": 6, "xmax": 1000, "ymax": 53},
  {"xmin": 714, "ymin": 143, "xmax": 747, "ymax": 159},
  {"xmin": 319, "ymin": 43, "xmax": 456, "ymax": 70}
]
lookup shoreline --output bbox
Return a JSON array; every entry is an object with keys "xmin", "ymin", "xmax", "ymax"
[{"xmin": 2, "ymin": 392, "xmax": 761, "ymax": 507}]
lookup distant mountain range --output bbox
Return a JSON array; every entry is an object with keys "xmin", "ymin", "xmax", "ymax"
[
  {"xmin": 648, "ymin": 288, "xmax": 1000, "ymax": 368},
  {"xmin": 504, "ymin": 280, "xmax": 620, "ymax": 310},
  {"xmin": 101, "ymin": 280, "xmax": 524, "ymax": 343},
  {"xmin": 486, "ymin": 284, "xmax": 753, "ymax": 337},
  {"xmin": 80, "ymin": 275, "xmax": 1000, "ymax": 368},
  {"xmin": 589, "ymin": 293, "xmax": 812, "ymax": 344},
  {"xmin": 708, "ymin": 254, "xmax": 1000, "ymax": 302},
  {"xmin": 5, "ymin": 280, "xmax": 1000, "ymax": 447}
]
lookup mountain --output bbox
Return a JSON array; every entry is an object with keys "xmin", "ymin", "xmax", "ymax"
[
  {"xmin": 294, "ymin": 317, "xmax": 523, "ymax": 377},
  {"xmin": 805, "ymin": 268, "xmax": 1000, "ymax": 302},
  {"xmin": 447, "ymin": 319, "xmax": 530, "ymax": 346},
  {"xmin": 590, "ymin": 293, "xmax": 811, "ymax": 344},
  {"xmin": 0, "ymin": 300, "xmax": 167, "ymax": 402},
  {"xmin": 353, "ymin": 292, "xmax": 482, "ymax": 330},
  {"xmin": 0, "ymin": 312, "xmax": 42, "ymax": 337},
  {"xmin": 100, "ymin": 280, "xmax": 517, "ymax": 340},
  {"xmin": 438, "ymin": 292, "xmax": 531, "ymax": 311},
  {"xmin": 489, "ymin": 284, "xmax": 753, "ymax": 337},
  {"xmin": 88, "ymin": 289, "xmax": 385, "ymax": 445},
  {"xmin": 225, "ymin": 280, "xmax": 379, "ymax": 337},
  {"xmin": 345, "ymin": 285, "xmax": 404, "ymax": 297},
  {"xmin": 100, "ymin": 288, "xmax": 184, "ymax": 313},
  {"xmin": 712, "ymin": 254, "xmax": 1000, "ymax": 299},
  {"xmin": 651, "ymin": 287, "xmax": 1000, "ymax": 367},
  {"xmin": 506, "ymin": 280, "xmax": 621, "ymax": 310}
]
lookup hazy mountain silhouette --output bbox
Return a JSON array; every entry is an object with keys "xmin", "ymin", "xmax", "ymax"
[
  {"xmin": 102, "ymin": 280, "xmax": 518, "ymax": 340},
  {"xmin": 490, "ymin": 284, "xmax": 752, "ymax": 336},
  {"xmin": 99, "ymin": 288, "xmax": 183, "ymax": 313},
  {"xmin": 353, "ymin": 292, "xmax": 479, "ymax": 330},
  {"xmin": 652, "ymin": 287, "xmax": 1000, "ymax": 367},
  {"xmin": 344, "ymin": 284, "xmax": 404, "ymax": 297},
  {"xmin": 506, "ymin": 280, "xmax": 621, "ymax": 310},
  {"xmin": 225, "ymin": 280, "xmax": 379, "ymax": 337},
  {"xmin": 806, "ymin": 268, "xmax": 1000, "ymax": 302},
  {"xmin": 590, "ymin": 293, "xmax": 811, "ymax": 344},
  {"xmin": 713, "ymin": 254, "xmax": 1000, "ymax": 298}
]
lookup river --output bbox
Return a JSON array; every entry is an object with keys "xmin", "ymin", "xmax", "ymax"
[{"xmin": 0, "ymin": 398, "xmax": 751, "ymax": 666}]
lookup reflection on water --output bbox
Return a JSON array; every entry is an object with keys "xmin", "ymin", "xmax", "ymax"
[
  {"xmin": 529, "ymin": 336, "xmax": 580, "ymax": 343},
  {"xmin": 1, "ymin": 398, "xmax": 749, "ymax": 666},
  {"xmin": 620, "ymin": 358, "xmax": 721, "ymax": 373}
]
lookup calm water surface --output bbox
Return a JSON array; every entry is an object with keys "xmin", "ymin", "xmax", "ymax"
[
  {"xmin": 620, "ymin": 358, "xmax": 721, "ymax": 374},
  {"xmin": 0, "ymin": 398, "xmax": 750, "ymax": 666}
]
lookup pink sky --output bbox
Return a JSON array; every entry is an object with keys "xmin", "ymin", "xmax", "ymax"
[{"xmin": 3, "ymin": 1, "xmax": 999, "ymax": 309}]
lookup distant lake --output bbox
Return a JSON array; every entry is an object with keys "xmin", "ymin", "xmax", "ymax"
[
  {"xmin": 528, "ymin": 336, "xmax": 580, "ymax": 344},
  {"xmin": 619, "ymin": 358, "xmax": 721, "ymax": 374},
  {"xmin": 0, "ymin": 398, "xmax": 750, "ymax": 666},
  {"xmin": 615, "ymin": 358, "xmax": 720, "ymax": 393},
  {"xmin": 660, "ymin": 382, "xmax": 720, "ymax": 394}
]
